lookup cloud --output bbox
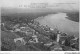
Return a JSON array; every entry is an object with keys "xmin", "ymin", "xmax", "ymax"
[{"xmin": 1, "ymin": 0, "xmax": 79, "ymax": 10}]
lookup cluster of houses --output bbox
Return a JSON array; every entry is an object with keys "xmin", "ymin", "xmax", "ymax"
[{"xmin": 1, "ymin": 20, "xmax": 79, "ymax": 51}]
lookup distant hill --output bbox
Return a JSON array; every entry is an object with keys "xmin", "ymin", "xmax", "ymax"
[{"xmin": 66, "ymin": 12, "xmax": 79, "ymax": 22}]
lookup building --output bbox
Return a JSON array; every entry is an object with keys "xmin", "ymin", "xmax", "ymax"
[{"xmin": 14, "ymin": 37, "xmax": 26, "ymax": 46}]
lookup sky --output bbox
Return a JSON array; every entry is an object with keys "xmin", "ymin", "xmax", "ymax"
[{"xmin": 1, "ymin": 0, "xmax": 79, "ymax": 11}]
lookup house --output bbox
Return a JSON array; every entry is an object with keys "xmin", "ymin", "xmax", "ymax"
[{"xmin": 14, "ymin": 37, "xmax": 26, "ymax": 46}]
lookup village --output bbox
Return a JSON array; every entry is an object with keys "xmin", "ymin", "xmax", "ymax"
[{"xmin": 1, "ymin": 18, "xmax": 79, "ymax": 51}]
